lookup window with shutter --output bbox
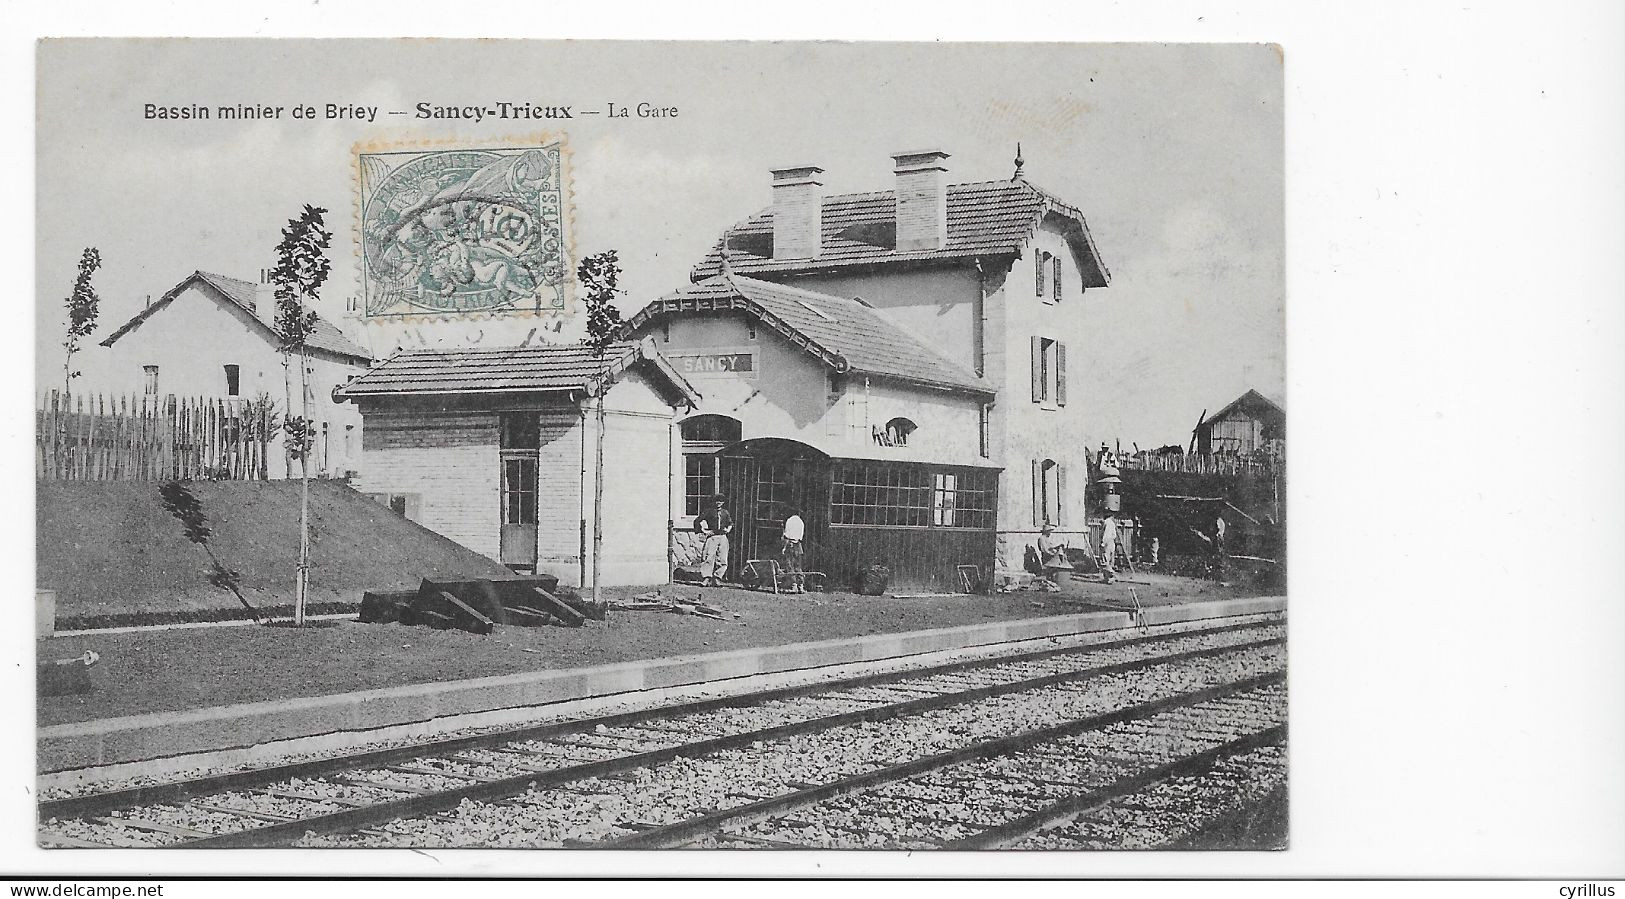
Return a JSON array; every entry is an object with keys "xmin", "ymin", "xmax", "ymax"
[
  {"xmin": 1053, "ymin": 256, "xmax": 1063, "ymax": 301},
  {"xmin": 1055, "ymin": 342, "xmax": 1068, "ymax": 406},
  {"xmin": 1056, "ymin": 463, "xmax": 1067, "ymax": 526},
  {"xmin": 1031, "ymin": 336, "xmax": 1044, "ymax": 403},
  {"xmin": 1031, "ymin": 459, "xmax": 1041, "ymax": 527},
  {"xmin": 1034, "ymin": 252, "xmax": 1045, "ymax": 297}
]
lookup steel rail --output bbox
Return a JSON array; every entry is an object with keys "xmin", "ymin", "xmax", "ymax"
[
  {"xmin": 1163, "ymin": 779, "xmax": 1289, "ymax": 851},
  {"xmin": 599, "ymin": 672, "xmax": 1286, "ymax": 849},
  {"xmin": 171, "ymin": 637, "xmax": 1284, "ymax": 848},
  {"xmin": 938, "ymin": 725, "xmax": 1288, "ymax": 849},
  {"xmin": 42, "ymin": 617, "xmax": 1274, "ymax": 823}
]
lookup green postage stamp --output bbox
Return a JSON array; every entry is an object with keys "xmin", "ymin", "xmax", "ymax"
[{"xmin": 355, "ymin": 140, "xmax": 572, "ymax": 321}]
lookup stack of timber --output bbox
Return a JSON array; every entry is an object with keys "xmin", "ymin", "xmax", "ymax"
[
  {"xmin": 610, "ymin": 589, "xmax": 735, "ymax": 621},
  {"xmin": 359, "ymin": 574, "xmax": 609, "ymax": 636}
]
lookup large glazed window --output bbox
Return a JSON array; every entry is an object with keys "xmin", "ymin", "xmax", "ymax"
[{"xmin": 830, "ymin": 462, "xmax": 995, "ymax": 530}]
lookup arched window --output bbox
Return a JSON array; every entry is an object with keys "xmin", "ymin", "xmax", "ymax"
[
  {"xmin": 680, "ymin": 415, "xmax": 742, "ymax": 515},
  {"xmin": 878, "ymin": 417, "xmax": 916, "ymax": 447},
  {"xmin": 680, "ymin": 414, "xmax": 742, "ymax": 445}
]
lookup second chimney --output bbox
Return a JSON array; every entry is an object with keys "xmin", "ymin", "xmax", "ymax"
[
  {"xmin": 770, "ymin": 165, "xmax": 825, "ymax": 260},
  {"xmin": 892, "ymin": 150, "xmax": 950, "ymax": 252}
]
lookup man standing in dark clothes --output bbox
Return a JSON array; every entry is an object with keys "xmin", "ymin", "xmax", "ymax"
[{"xmin": 698, "ymin": 494, "xmax": 734, "ymax": 587}]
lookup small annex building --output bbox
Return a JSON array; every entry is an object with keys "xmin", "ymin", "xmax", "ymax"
[
  {"xmin": 334, "ymin": 340, "xmax": 700, "ymax": 587},
  {"xmin": 92, "ymin": 270, "xmax": 372, "ymax": 478},
  {"xmin": 1195, "ymin": 389, "xmax": 1285, "ymax": 457}
]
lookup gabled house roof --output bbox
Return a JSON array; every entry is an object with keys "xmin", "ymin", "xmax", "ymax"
[
  {"xmin": 688, "ymin": 178, "xmax": 1110, "ymax": 285},
  {"xmin": 334, "ymin": 339, "xmax": 701, "ymax": 409},
  {"xmin": 100, "ymin": 271, "xmax": 372, "ymax": 364},
  {"xmin": 624, "ymin": 272, "xmax": 994, "ymax": 396},
  {"xmin": 1200, "ymin": 389, "xmax": 1286, "ymax": 430}
]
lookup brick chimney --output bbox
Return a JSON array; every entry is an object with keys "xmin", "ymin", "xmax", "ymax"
[
  {"xmin": 892, "ymin": 150, "xmax": 951, "ymax": 252},
  {"xmin": 770, "ymin": 165, "xmax": 824, "ymax": 260}
]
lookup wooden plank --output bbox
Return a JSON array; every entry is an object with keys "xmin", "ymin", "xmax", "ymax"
[
  {"xmin": 330, "ymin": 776, "xmax": 442, "ymax": 797},
  {"xmin": 433, "ymin": 591, "xmax": 496, "ymax": 633},
  {"xmin": 188, "ymin": 801, "xmax": 297, "ymax": 823},
  {"xmin": 38, "ymin": 833, "xmax": 115, "ymax": 849},
  {"xmin": 93, "ymin": 816, "xmax": 211, "ymax": 839},
  {"xmin": 529, "ymin": 587, "xmax": 585, "ymax": 627},
  {"xmin": 505, "ymin": 605, "xmax": 556, "ymax": 627},
  {"xmin": 259, "ymin": 787, "xmax": 370, "ymax": 808},
  {"xmin": 385, "ymin": 764, "xmax": 500, "ymax": 783}
]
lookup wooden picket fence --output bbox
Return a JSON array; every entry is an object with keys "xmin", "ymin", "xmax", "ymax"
[
  {"xmin": 1115, "ymin": 450, "xmax": 1282, "ymax": 478},
  {"xmin": 37, "ymin": 390, "xmax": 277, "ymax": 481}
]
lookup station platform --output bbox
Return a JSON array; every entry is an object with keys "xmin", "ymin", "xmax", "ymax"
[{"xmin": 37, "ymin": 574, "xmax": 1284, "ymax": 775}]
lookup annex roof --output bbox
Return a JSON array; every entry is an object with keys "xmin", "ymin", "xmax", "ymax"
[
  {"xmin": 624, "ymin": 273, "xmax": 994, "ymax": 396},
  {"xmin": 688, "ymin": 178, "xmax": 1109, "ymax": 286},
  {"xmin": 1200, "ymin": 389, "xmax": 1286, "ymax": 429},
  {"xmin": 334, "ymin": 339, "xmax": 701, "ymax": 408},
  {"xmin": 99, "ymin": 271, "xmax": 372, "ymax": 364}
]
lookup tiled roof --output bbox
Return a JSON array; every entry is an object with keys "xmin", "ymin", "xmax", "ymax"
[
  {"xmin": 689, "ymin": 178, "xmax": 1109, "ymax": 286},
  {"xmin": 334, "ymin": 340, "xmax": 700, "ymax": 406},
  {"xmin": 625, "ymin": 274, "xmax": 993, "ymax": 396},
  {"xmin": 100, "ymin": 271, "xmax": 372, "ymax": 363}
]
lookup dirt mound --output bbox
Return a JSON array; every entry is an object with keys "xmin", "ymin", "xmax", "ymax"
[{"xmin": 37, "ymin": 480, "xmax": 512, "ymax": 624}]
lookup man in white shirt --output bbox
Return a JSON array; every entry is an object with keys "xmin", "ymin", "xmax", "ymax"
[
  {"xmin": 1100, "ymin": 513, "xmax": 1120, "ymax": 583},
  {"xmin": 780, "ymin": 506, "xmax": 806, "ymax": 594}
]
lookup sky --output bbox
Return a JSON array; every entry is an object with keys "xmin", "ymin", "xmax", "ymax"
[{"xmin": 35, "ymin": 40, "xmax": 1282, "ymax": 448}]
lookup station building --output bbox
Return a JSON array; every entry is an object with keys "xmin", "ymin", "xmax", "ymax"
[
  {"xmin": 335, "ymin": 340, "xmax": 699, "ymax": 586},
  {"xmin": 627, "ymin": 149, "xmax": 1111, "ymax": 589},
  {"xmin": 627, "ymin": 271, "xmax": 998, "ymax": 593}
]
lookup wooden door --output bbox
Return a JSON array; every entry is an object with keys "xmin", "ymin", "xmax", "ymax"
[
  {"xmin": 718, "ymin": 451, "xmax": 826, "ymax": 580},
  {"xmin": 500, "ymin": 453, "xmax": 538, "ymax": 570}
]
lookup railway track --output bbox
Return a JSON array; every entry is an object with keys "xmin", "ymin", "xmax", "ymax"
[{"xmin": 39, "ymin": 616, "xmax": 1286, "ymax": 850}]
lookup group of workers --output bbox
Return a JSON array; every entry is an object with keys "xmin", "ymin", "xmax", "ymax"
[
  {"xmin": 696, "ymin": 490, "xmax": 1231, "ymax": 594},
  {"xmin": 1037, "ymin": 509, "xmax": 1229, "ymax": 585},
  {"xmin": 1036, "ymin": 514, "xmax": 1123, "ymax": 584}
]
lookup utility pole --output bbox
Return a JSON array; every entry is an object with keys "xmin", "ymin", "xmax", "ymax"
[{"xmin": 592, "ymin": 389, "xmax": 607, "ymax": 604}]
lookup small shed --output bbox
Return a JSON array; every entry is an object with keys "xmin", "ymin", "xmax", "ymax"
[
  {"xmin": 1196, "ymin": 389, "xmax": 1285, "ymax": 456},
  {"xmin": 335, "ymin": 340, "xmax": 699, "ymax": 587}
]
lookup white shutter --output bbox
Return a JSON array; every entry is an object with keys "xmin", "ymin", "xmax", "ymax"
[
  {"xmin": 1055, "ymin": 342, "xmax": 1068, "ymax": 406},
  {"xmin": 1031, "ymin": 336, "xmax": 1044, "ymax": 403},
  {"xmin": 1031, "ymin": 459, "xmax": 1042, "ymax": 527}
]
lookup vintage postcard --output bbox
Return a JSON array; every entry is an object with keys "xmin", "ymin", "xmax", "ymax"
[{"xmin": 33, "ymin": 39, "xmax": 1285, "ymax": 853}]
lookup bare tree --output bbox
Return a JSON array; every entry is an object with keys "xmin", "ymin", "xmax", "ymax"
[
  {"xmin": 62, "ymin": 247, "xmax": 103, "ymax": 396},
  {"xmin": 269, "ymin": 205, "xmax": 332, "ymax": 627}
]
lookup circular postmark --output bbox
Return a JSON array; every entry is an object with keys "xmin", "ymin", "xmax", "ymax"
[{"xmin": 361, "ymin": 147, "xmax": 566, "ymax": 317}]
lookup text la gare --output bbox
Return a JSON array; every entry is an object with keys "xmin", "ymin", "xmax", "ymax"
[{"xmin": 606, "ymin": 102, "xmax": 679, "ymax": 118}]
